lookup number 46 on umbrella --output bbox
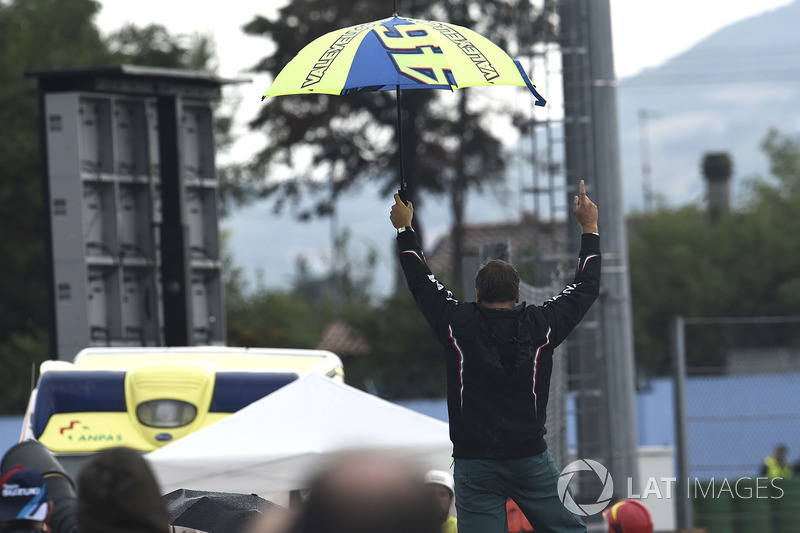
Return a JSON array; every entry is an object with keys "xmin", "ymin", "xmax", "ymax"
[{"xmin": 261, "ymin": 5, "xmax": 547, "ymax": 203}]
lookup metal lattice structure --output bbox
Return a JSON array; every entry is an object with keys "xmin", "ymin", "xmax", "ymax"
[{"xmin": 512, "ymin": 0, "xmax": 640, "ymax": 507}]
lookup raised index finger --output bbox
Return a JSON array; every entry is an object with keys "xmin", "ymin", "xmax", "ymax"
[{"xmin": 579, "ymin": 179, "xmax": 586, "ymax": 198}]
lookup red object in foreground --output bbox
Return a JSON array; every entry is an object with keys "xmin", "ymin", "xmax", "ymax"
[
  {"xmin": 507, "ymin": 499, "xmax": 534, "ymax": 533},
  {"xmin": 603, "ymin": 499, "xmax": 654, "ymax": 533}
]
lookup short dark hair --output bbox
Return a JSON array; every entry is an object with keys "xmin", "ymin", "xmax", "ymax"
[
  {"xmin": 474, "ymin": 259, "xmax": 520, "ymax": 303},
  {"xmin": 77, "ymin": 447, "xmax": 170, "ymax": 533}
]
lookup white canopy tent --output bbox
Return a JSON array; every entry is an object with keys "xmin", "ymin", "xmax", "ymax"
[{"xmin": 145, "ymin": 373, "xmax": 453, "ymax": 500}]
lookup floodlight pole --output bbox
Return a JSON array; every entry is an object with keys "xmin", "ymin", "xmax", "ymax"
[{"xmin": 560, "ymin": 0, "xmax": 639, "ymax": 505}]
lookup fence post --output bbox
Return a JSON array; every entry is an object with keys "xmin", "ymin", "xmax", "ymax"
[{"xmin": 672, "ymin": 315, "xmax": 693, "ymax": 529}]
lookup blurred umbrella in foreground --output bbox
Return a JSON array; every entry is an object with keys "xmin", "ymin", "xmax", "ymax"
[{"xmin": 163, "ymin": 489, "xmax": 279, "ymax": 533}]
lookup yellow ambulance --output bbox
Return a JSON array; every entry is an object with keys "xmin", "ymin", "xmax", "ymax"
[{"xmin": 21, "ymin": 346, "xmax": 344, "ymax": 478}]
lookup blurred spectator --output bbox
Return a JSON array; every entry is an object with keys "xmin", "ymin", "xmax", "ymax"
[
  {"xmin": 288, "ymin": 452, "xmax": 440, "ymax": 533},
  {"xmin": 0, "ymin": 465, "xmax": 52, "ymax": 533},
  {"xmin": 77, "ymin": 447, "xmax": 170, "ymax": 533},
  {"xmin": 423, "ymin": 470, "xmax": 457, "ymax": 533},
  {"xmin": 761, "ymin": 444, "xmax": 793, "ymax": 479}
]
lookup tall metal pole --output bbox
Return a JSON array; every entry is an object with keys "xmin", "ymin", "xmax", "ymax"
[
  {"xmin": 559, "ymin": 0, "xmax": 639, "ymax": 501},
  {"xmin": 586, "ymin": 0, "xmax": 640, "ymax": 499},
  {"xmin": 672, "ymin": 316, "xmax": 693, "ymax": 529}
]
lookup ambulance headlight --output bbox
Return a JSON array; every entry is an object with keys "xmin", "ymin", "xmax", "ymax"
[{"xmin": 136, "ymin": 399, "xmax": 197, "ymax": 428}]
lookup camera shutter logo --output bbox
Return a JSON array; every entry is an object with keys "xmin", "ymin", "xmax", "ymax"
[{"xmin": 557, "ymin": 459, "xmax": 614, "ymax": 516}]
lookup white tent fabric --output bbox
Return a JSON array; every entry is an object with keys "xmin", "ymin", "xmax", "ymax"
[{"xmin": 145, "ymin": 373, "xmax": 453, "ymax": 496}]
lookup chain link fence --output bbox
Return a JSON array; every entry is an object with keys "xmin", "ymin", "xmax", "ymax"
[
  {"xmin": 520, "ymin": 279, "xmax": 569, "ymax": 471},
  {"xmin": 674, "ymin": 316, "xmax": 800, "ymax": 533}
]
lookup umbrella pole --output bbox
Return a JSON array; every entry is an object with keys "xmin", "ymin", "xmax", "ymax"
[
  {"xmin": 392, "ymin": 2, "xmax": 406, "ymax": 204},
  {"xmin": 396, "ymin": 85, "xmax": 408, "ymax": 204}
]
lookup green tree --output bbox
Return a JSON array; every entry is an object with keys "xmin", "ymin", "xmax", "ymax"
[
  {"xmin": 222, "ymin": 227, "xmax": 373, "ymax": 350},
  {"xmin": 0, "ymin": 0, "xmax": 222, "ymax": 414},
  {"xmin": 226, "ymin": 286, "xmax": 327, "ymax": 349},
  {"xmin": 627, "ymin": 128, "xmax": 800, "ymax": 375},
  {"xmin": 627, "ymin": 206, "xmax": 737, "ymax": 374},
  {"xmin": 734, "ymin": 129, "xmax": 800, "ymax": 317},
  {"xmin": 0, "ymin": 0, "xmax": 110, "ymax": 338},
  {"xmin": 220, "ymin": 217, "xmax": 445, "ymax": 398},
  {"xmin": 106, "ymin": 23, "xmax": 216, "ymax": 71},
  {"xmin": 0, "ymin": 0, "xmax": 111, "ymax": 414},
  {"xmin": 342, "ymin": 292, "xmax": 445, "ymax": 398}
]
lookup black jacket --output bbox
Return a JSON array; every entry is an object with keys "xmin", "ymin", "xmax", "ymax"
[{"xmin": 397, "ymin": 230, "xmax": 601, "ymax": 459}]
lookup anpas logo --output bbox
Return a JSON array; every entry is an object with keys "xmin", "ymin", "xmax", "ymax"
[{"xmin": 558, "ymin": 459, "xmax": 614, "ymax": 516}]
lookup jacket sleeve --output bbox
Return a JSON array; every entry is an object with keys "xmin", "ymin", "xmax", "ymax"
[
  {"xmin": 538, "ymin": 233, "xmax": 601, "ymax": 347},
  {"xmin": 396, "ymin": 229, "xmax": 459, "ymax": 337}
]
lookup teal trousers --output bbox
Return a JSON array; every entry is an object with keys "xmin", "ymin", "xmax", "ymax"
[{"xmin": 454, "ymin": 451, "xmax": 586, "ymax": 533}]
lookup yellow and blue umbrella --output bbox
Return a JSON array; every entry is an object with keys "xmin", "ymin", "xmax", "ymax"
[{"xmin": 262, "ymin": 14, "xmax": 546, "ymax": 199}]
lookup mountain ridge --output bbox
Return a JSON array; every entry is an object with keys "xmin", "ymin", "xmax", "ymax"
[{"xmin": 617, "ymin": 0, "xmax": 800, "ymax": 211}]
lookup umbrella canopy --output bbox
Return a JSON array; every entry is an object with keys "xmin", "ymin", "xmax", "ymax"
[
  {"xmin": 261, "ymin": 15, "xmax": 546, "ymax": 199},
  {"xmin": 145, "ymin": 373, "xmax": 452, "ymax": 496},
  {"xmin": 263, "ymin": 15, "xmax": 545, "ymax": 104},
  {"xmin": 163, "ymin": 489, "xmax": 278, "ymax": 533}
]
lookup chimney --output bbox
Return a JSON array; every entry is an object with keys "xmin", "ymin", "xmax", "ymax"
[{"xmin": 702, "ymin": 152, "xmax": 732, "ymax": 215}]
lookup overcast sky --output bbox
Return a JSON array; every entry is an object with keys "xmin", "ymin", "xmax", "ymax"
[
  {"xmin": 95, "ymin": 1, "xmax": 795, "ymax": 80},
  {"xmin": 93, "ymin": 0, "xmax": 796, "ymax": 292},
  {"xmin": 94, "ymin": 0, "xmax": 797, "ymax": 166}
]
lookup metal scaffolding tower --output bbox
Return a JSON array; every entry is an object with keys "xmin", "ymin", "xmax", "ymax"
[
  {"xmin": 560, "ymin": 0, "xmax": 639, "ymax": 503},
  {"xmin": 516, "ymin": 0, "xmax": 640, "ymax": 509},
  {"xmin": 517, "ymin": 0, "xmax": 570, "ymax": 279}
]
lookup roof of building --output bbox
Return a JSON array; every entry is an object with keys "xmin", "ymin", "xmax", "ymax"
[
  {"xmin": 26, "ymin": 64, "xmax": 249, "ymax": 98},
  {"xmin": 426, "ymin": 215, "xmax": 568, "ymax": 281},
  {"xmin": 316, "ymin": 320, "xmax": 371, "ymax": 358}
]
